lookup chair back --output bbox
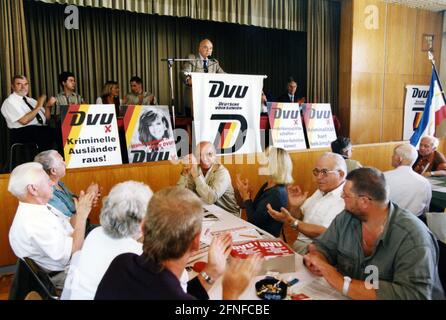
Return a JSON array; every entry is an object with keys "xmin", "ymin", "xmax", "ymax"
[
  {"xmin": 20, "ymin": 258, "xmax": 60, "ymax": 300},
  {"xmin": 9, "ymin": 142, "xmax": 39, "ymax": 172}
]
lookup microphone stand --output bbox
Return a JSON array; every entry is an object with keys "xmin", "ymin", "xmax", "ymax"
[{"xmin": 160, "ymin": 58, "xmax": 205, "ymax": 128}]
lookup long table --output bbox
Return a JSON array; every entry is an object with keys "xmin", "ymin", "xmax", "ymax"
[
  {"xmin": 428, "ymin": 177, "xmax": 446, "ymax": 212},
  {"xmin": 192, "ymin": 204, "xmax": 346, "ymax": 300}
]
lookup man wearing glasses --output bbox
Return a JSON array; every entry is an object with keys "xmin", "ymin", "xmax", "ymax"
[
  {"xmin": 268, "ymin": 152, "xmax": 346, "ymax": 254},
  {"xmin": 303, "ymin": 167, "xmax": 444, "ymax": 300}
]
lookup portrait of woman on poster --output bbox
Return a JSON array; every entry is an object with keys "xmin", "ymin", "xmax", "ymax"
[{"xmin": 138, "ymin": 109, "xmax": 172, "ymax": 151}]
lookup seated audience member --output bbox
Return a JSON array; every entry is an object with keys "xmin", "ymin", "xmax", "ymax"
[
  {"xmin": 8, "ymin": 163, "xmax": 93, "ymax": 287},
  {"xmin": 66, "ymin": 181, "xmax": 153, "ymax": 299},
  {"xmin": 96, "ymin": 81, "xmax": 122, "ymax": 115},
  {"xmin": 55, "ymin": 71, "xmax": 84, "ymax": 116},
  {"xmin": 178, "ymin": 141, "xmax": 240, "ymax": 216},
  {"xmin": 267, "ymin": 152, "xmax": 346, "ymax": 254},
  {"xmin": 384, "ymin": 144, "xmax": 431, "ymax": 217},
  {"xmin": 34, "ymin": 150, "xmax": 100, "ymax": 220},
  {"xmin": 235, "ymin": 147, "xmax": 293, "ymax": 237},
  {"xmin": 413, "ymin": 136, "xmax": 446, "ymax": 177},
  {"xmin": 276, "ymin": 77, "xmax": 305, "ymax": 104},
  {"xmin": 304, "ymin": 167, "xmax": 444, "ymax": 300},
  {"xmin": 331, "ymin": 136, "xmax": 362, "ymax": 173},
  {"xmin": 123, "ymin": 76, "xmax": 157, "ymax": 105},
  {"xmin": 95, "ymin": 187, "xmax": 261, "ymax": 300},
  {"xmin": 1, "ymin": 75, "xmax": 57, "ymax": 151}
]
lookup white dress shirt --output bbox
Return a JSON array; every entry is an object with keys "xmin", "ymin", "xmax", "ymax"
[
  {"xmin": 9, "ymin": 202, "xmax": 73, "ymax": 271},
  {"xmin": 384, "ymin": 166, "xmax": 432, "ymax": 216},
  {"xmin": 298, "ymin": 182, "xmax": 345, "ymax": 243},
  {"xmin": 1, "ymin": 92, "xmax": 47, "ymax": 128}
]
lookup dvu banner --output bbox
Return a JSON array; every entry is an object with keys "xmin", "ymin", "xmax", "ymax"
[{"xmin": 191, "ymin": 72, "xmax": 265, "ymax": 155}]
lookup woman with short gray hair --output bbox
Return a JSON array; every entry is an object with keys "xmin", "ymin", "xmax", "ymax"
[{"xmin": 65, "ymin": 181, "xmax": 153, "ymax": 300}]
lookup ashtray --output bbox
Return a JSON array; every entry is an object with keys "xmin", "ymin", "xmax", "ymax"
[{"xmin": 255, "ymin": 278, "xmax": 287, "ymax": 300}]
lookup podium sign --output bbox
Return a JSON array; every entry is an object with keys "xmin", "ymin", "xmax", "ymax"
[
  {"xmin": 192, "ymin": 72, "xmax": 264, "ymax": 155},
  {"xmin": 403, "ymin": 85, "xmax": 429, "ymax": 140},
  {"xmin": 268, "ymin": 102, "xmax": 306, "ymax": 151},
  {"xmin": 123, "ymin": 105, "xmax": 177, "ymax": 163},
  {"xmin": 302, "ymin": 103, "xmax": 337, "ymax": 148},
  {"xmin": 61, "ymin": 105, "xmax": 122, "ymax": 168}
]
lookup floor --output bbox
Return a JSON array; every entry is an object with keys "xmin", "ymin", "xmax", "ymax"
[{"xmin": 0, "ymin": 273, "xmax": 13, "ymax": 300}]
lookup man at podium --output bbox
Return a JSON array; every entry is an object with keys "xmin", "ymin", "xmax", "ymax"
[{"xmin": 181, "ymin": 39, "xmax": 225, "ymax": 116}]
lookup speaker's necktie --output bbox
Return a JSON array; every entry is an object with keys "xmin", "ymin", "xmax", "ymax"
[
  {"xmin": 203, "ymin": 60, "xmax": 209, "ymax": 73},
  {"xmin": 23, "ymin": 97, "xmax": 44, "ymax": 124}
]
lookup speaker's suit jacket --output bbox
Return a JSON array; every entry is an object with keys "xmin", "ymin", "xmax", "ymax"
[{"xmin": 181, "ymin": 54, "xmax": 225, "ymax": 113}]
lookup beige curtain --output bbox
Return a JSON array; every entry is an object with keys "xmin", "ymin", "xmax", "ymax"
[
  {"xmin": 0, "ymin": 0, "xmax": 30, "ymax": 170},
  {"xmin": 23, "ymin": 0, "xmax": 307, "ymax": 109},
  {"xmin": 307, "ymin": 0, "xmax": 340, "ymax": 115},
  {"xmin": 36, "ymin": 0, "xmax": 307, "ymax": 32}
]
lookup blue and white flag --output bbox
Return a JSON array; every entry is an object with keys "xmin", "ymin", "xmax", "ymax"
[{"xmin": 410, "ymin": 67, "xmax": 446, "ymax": 147}]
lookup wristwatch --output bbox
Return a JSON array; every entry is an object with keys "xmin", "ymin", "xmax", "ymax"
[
  {"xmin": 290, "ymin": 219, "xmax": 300, "ymax": 230},
  {"xmin": 200, "ymin": 271, "xmax": 215, "ymax": 285},
  {"xmin": 342, "ymin": 276, "xmax": 352, "ymax": 296}
]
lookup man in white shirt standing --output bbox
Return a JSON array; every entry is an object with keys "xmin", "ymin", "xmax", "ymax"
[
  {"xmin": 1, "ymin": 75, "xmax": 57, "ymax": 151},
  {"xmin": 8, "ymin": 162, "xmax": 93, "ymax": 287},
  {"xmin": 268, "ymin": 152, "xmax": 346, "ymax": 254},
  {"xmin": 384, "ymin": 143, "xmax": 432, "ymax": 217}
]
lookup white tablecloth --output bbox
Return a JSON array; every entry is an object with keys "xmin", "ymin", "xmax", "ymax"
[{"xmin": 193, "ymin": 204, "xmax": 347, "ymax": 300}]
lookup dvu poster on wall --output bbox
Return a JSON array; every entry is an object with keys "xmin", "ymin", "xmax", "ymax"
[
  {"xmin": 123, "ymin": 105, "xmax": 177, "ymax": 163},
  {"xmin": 61, "ymin": 104, "xmax": 122, "ymax": 168}
]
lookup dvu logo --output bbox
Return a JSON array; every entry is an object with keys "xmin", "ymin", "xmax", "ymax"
[
  {"xmin": 412, "ymin": 88, "xmax": 429, "ymax": 98},
  {"xmin": 208, "ymin": 81, "xmax": 248, "ymax": 98},
  {"xmin": 212, "ymin": 115, "xmax": 248, "ymax": 154},
  {"xmin": 69, "ymin": 111, "xmax": 114, "ymax": 126}
]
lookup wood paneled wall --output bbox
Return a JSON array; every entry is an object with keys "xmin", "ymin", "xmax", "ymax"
[
  {"xmin": 340, "ymin": 0, "xmax": 443, "ymax": 144},
  {"xmin": 1, "ymin": 140, "xmax": 440, "ymax": 267}
]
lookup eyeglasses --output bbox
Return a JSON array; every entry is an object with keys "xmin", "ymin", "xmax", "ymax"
[{"xmin": 312, "ymin": 168, "xmax": 338, "ymax": 177}]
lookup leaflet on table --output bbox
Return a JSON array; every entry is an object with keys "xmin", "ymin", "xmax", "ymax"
[
  {"xmin": 293, "ymin": 277, "xmax": 348, "ymax": 300},
  {"xmin": 231, "ymin": 240, "xmax": 295, "ymax": 258},
  {"xmin": 231, "ymin": 240, "xmax": 296, "ymax": 275},
  {"xmin": 200, "ymin": 226, "xmax": 263, "ymax": 246}
]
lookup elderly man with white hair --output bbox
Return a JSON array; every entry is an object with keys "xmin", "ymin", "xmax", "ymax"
[
  {"xmin": 384, "ymin": 144, "xmax": 431, "ymax": 217},
  {"xmin": 267, "ymin": 152, "xmax": 347, "ymax": 254},
  {"xmin": 413, "ymin": 135, "xmax": 446, "ymax": 177},
  {"xmin": 8, "ymin": 162, "xmax": 93, "ymax": 287},
  {"xmin": 34, "ymin": 150, "xmax": 100, "ymax": 220},
  {"xmin": 65, "ymin": 181, "xmax": 153, "ymax": 300}
]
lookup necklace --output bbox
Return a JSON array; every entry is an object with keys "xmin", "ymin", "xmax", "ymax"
[{"xmin": 362, "ymin": 214, "xmax": 388, "ymax": 248}]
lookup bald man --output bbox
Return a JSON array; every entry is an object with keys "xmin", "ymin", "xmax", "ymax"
[
  {"xmin": 177, "ymin": 141, "xmax": 239, "ymax": 216},
  {"xmin": 181, "ymin": 39, "xmax": 225, "ymax": 116}
]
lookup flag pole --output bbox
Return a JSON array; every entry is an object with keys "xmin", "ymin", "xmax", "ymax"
[{"xmin": 428, "ymin": 50, "xmax": 446, "ymax": 103}]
